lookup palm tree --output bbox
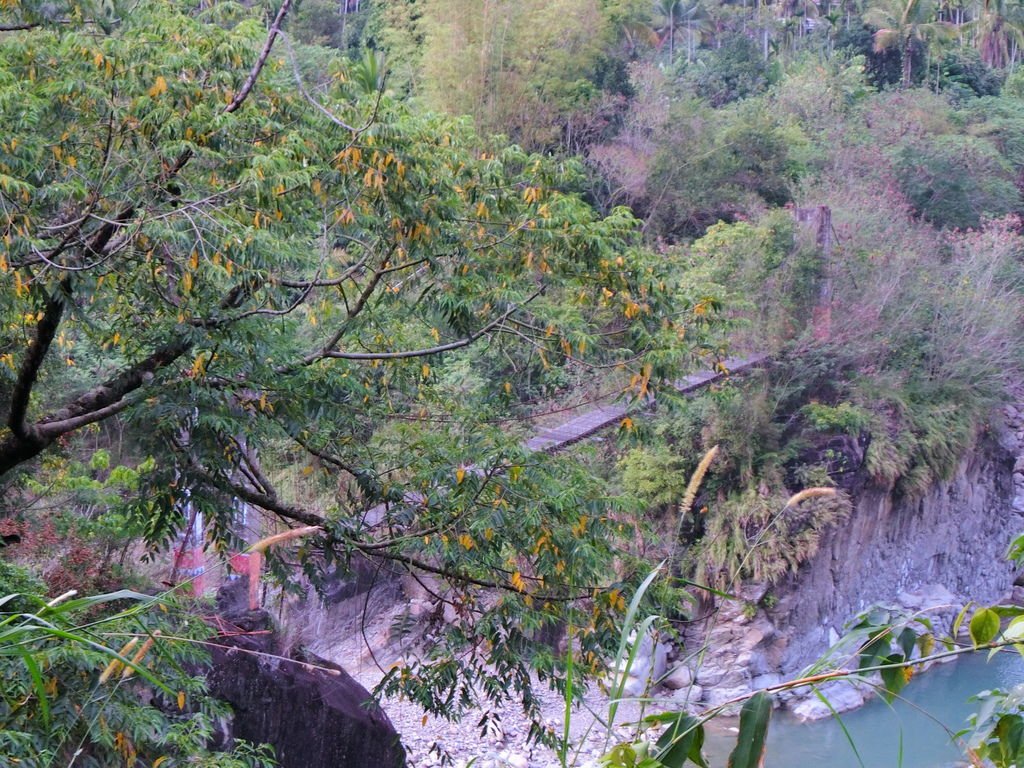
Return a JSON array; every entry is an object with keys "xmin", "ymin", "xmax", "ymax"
[
  {"xmin": 653, "ymin": 0, "xmax": 710, "ymax": 64},
  {"xmin": 972, "ymin": 0, "xmax": 1024, "ymax": 68},
  {"xmin": 865, "ymin": 0, "xmax": 957, "ymax": 86},
  {"xmin": 678, "ymin": 2, "xmax": 714, "ymax": 61}
]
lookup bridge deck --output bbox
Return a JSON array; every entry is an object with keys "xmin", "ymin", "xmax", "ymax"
[{"xmin": 361, "ymin": 353, "xmax": 769, "ymax": 526}]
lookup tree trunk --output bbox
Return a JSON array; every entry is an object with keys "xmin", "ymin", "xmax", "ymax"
[{"xmin": 902, "ymin": 38, "xmax": 913, "ymax": 87}]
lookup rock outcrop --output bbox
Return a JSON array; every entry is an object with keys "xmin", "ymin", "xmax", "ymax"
[
  {"xmin": 207, "ymin": 586, "xmax": 406, "ymax": 768},
  {"xmin": 683, "ymin": 403, "xmax": 1024, "ymax": 718}
]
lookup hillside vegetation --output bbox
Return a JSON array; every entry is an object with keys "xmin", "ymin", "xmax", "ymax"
[{"xmin": 2, "ymin": 0, "xmax": 1024, "ymax": 764}]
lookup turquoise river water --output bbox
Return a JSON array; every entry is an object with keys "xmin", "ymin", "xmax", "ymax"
[{"xmin": 703, "ymin": 651, "xmax": 1024, "ymax": 767}]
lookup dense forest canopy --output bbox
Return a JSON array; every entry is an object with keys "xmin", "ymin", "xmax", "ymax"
[{"xmin": 4, "ymin": 0, "xmax": 1024, "ymax": 763}]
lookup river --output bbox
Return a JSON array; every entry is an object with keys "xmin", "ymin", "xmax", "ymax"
[{"xmin": 704, "ymin": 651, "xmax": 1024, "ymax": 767}]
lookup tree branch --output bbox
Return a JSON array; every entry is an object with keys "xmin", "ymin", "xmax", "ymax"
[
  {"xmin": 8, "ymin": 280, "xmax": 70, "ymax": 440},
  {"xmin": 318, "ymin": 296, "xmax": 534, "ymax": 361},
  {"xmin": 0, "ymin": 335, "xmax": 193, "ymax": 478},
  {"xmin": 36, "ymin": 337, "xmax": 192, "ymax": 438},
  {"xmin": 225, "ymin": 0, "xmax": 295, "ymax": 115}
]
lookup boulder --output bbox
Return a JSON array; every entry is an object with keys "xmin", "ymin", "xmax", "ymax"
[
  {"xmin": 751, "ymin": 673, "xmax": 782, "ymax": 691},
  {"xmin": 207, "ymin": 608, "xmax": 405, "ymax": 768},
  {"xmin": 661, "ymin": 664, "xmax": 693, "ymax": 690},
  {"xmin": 896, "ymin": 584, "xmax": 959, "ymax": 613},
  {"xmin": 790, "ymin": 681, "xmax": 865, "ymax": 721},
  {"xmin": 620, "ymin": 673, "xmax": 647, "ymax": 697},
  {"xmin": 671, "ymin": 684, "xmax": 704, "ymax": 706}
]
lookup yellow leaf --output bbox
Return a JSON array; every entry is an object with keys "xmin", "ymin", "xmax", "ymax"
[
  {"xmin": 456, "ymin": 468, "xmax": 466, "ymax": 485},
  {"xmin": 177, "ymin": 691, "xmax": 185, "ymax": 711},
  {"xmin": 510, "ymin": 571, "xmax": 526, "ymax": 592},
  {"xmin": 620, "ymin": 417, "xmax": 634, "ymax": 431},
  {"xmin": 148, "ymin": 75, "xmax": 167, "ymax": 98},
  {"xmin": 458, "ymin": 533, "xmax": 474, "ymax": 550},
  {"xmin": 421, "ymin": 363, "xmax": 430, "ymax": 379},
  {"xmin": 181, "ymin": 271, "xmax": 193, "ymax": 294}
]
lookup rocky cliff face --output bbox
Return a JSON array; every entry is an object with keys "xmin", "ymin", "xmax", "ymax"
[
  {"xmin": 684, "ymin": 408, "xmax": 1024, "ymax": 716},
  {"xmin": 769, "ymin": 426, "xmax": 1021, "ymax": 674}
]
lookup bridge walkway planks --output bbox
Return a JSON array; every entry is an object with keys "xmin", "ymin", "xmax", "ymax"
[{"xmin": 360, "ymin": 353, "xmax": 769, "ymax": 526}]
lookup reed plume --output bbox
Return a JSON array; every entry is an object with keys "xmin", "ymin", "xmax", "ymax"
[{"xmin": 680, "ymin": 445, "xmax": 720, "ymax": 517}]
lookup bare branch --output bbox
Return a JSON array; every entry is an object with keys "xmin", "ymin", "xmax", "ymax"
[
  {"xmin": 225, "ymin": 0, "xmax": 295, "ymax": 115},
  {"xmin": 318, "ymin": 294, "xmax": 537, "ymax": 362},
  {"xmin": 34, "ymin": 397, "xmax": 135, "ymax": 439},
  {"xmin": 8, "ymin": 279, "xmax": 70, "ymax": 439}
]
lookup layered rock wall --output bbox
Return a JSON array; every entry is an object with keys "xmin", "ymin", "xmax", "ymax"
[
  {"xmin": 683, "ymin": 407, "xmax": 1024, "ymax": 715},
  {"xmin": 770, "ymin": 426, "xmax": 1020, "ymax": 675}
]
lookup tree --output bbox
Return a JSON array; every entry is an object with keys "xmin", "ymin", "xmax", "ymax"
[
  {"xmin": 653, "ymin": 0, "xmax": 681, "ymax": 64},
  {"xmin": 653, "ymin": 0, "xmax": 711, "ymax": 63},
  {"xmin": 414, "ymin": 0, "xmax": 611, "ymax": 150},
  {"xmin": 972, "ymin": 0, "xmax": 1024, "ymax": 69},
  {"xmin": 0, "ymin": 0, "xmax": 702, "ymax": 730},
  {"xmin": 865, "ymin": 0, "xmax": 956, "ymax": 87}
]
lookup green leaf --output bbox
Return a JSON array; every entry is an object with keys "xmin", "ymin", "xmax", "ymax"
[
  {"xmin": 897, "ymin": 627, "xmax": 917, "ymax": 659},
  {"xmin": 970, "ymin": 607, "xmax": 1001, "ymax": 648},
  {"xmin": 653, "ymin": 712, "xmax": 708, "ymax": 768},
  {"xmin": 995, "ymin": 714, "xmax": 1024, "ymax": 766},
  {"xmin": 952, "ymin": 603, "xmax": 972, "ymax": 639},
  {"xmin": 857, "ymin": 630, "xmax": 890, "ymax": 672},
  {"xmin": 879, "ymin": 654, "xmax": 909, "ymax": 704},
  {"xmin": 727, "ymin": 691, "xmax": 772, "ymax": 768},
  {"xmin": 15, "ymin": 646, "xmax": 49, "ymax": 724},
  {"xmin": 1007, "ymin": 533, "xmax": 1024, "ymax": 564}
]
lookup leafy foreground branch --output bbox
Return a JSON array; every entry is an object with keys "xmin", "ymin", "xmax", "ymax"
[
  {"xmin": 0, "ymin": 564, "xmax": 276, "ymax": 767},
  {"xmin": 0, "ymin": 0, "xmax": 710, "ymax": 732}
]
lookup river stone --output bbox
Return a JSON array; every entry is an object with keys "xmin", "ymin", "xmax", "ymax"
[
  {"xmin": 207, "ymin": 607, "xmax": 406, "ymax": 768},
  {"xmin": 620, "ymin": 673, "xmax": 647, "ymax": 697},
  {"xmin": 751, "ymin": 673, "xmax": 782, "ymax": 691},
  {"xmin": 695, "ymin": 664, "xmax": 726, "ymax": 686},
  {"xmin": 703, "ymin": 682, "xmax": 754, "ymax": 712},
  {"xmin": 790, "ymin": 681, "xmax": 865, "ymax": 721},
  {"xmin": 896, "ymin": 584, "xmax": 958, "ymax": 613},
  {"xmin": 671, "ymin": 684, "xmax": 704, "ymax": 705},
  {"xmin": 662, "ymin": 664, "xmax": 693, "ymax": 690}
]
